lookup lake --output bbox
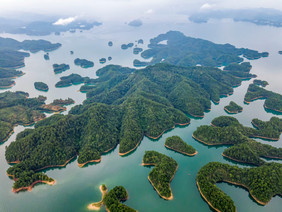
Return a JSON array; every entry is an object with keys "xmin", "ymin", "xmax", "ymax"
[{"xmin": 0, "ymin": 19, "xmax": 281, "ymax": 212}]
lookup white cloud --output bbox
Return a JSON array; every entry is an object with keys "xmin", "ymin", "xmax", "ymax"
[
  {"xmin": 200, "ymin": 3, "xmax": 216, "ymax": 11},
  {"xmin": 145, "ymin": 9, "xmax": 153, "ymax": 14},
  {"xmin": 53, "ymin": 16, "xmax": 78, "ymax": 25}
]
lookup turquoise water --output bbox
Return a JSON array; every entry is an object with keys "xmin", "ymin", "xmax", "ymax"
[{"xmin": 0, "ymin": 20, "xmax": 281, "ymax": 212}]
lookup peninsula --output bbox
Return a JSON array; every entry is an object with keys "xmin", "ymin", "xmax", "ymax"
[
  {"xmin": 197, "ymin": 162, "xmax": 282, "ymax": 212},
  {"xmin": 244, "ymin": 83, "xmax": 282, "ymax": 113}
]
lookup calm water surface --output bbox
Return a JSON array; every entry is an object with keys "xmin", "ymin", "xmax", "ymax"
[{"xmin": 0, "ymin": 20, "xmax": 281, "ymax": 212}]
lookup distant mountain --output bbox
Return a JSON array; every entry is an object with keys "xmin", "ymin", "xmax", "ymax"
[
  {"xmin": 189, "ymin": 8, "xmax": 282, "ymax": 27},
  {"xmin": 0, "ymin": 16, "xmax": 102, "ymax": 36},
  {"xmin": 128, "ymin": 19, "xmax": 143, "ymax": 27}
]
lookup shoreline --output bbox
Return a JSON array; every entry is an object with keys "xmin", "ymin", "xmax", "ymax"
[
  {"xmin": 35, "ymin": 154, "xmax": 77, "ymax": 172},
  {"xmin": 224, "ymin": 107, "xmax": 242, "ymax": 114},
  {"xmin": 264, "ymin": 104, "xmax": 282, "ymax": 113},
  {"xmin": 0, "ymin": 81, "xmax": 16, "ymax": 89},
  {"xmin": 78, "ymin": 158, "xmax": 101, "ymax": 168},
  {"xmin": 12, "ymin": 180, "xmax": 56, "ymax": 193},
  {"xmin": 196, "ymin": 181, "xmax": 222, "ymax": 212},
  {"xmin": 244, "ymin": 96, "xmax": 265, "ymax": 104},
  {"xmin": 88, "ymin": 185, "xmax": 108, "ymax": 211},
  {"xmin": 146, "ymin": 122, "xmax": 190, "ymax": 140},
  {"xmin": 119, "ymin": 122, "xmax": 190, "ymax": 156},
  {"xmin": 119, "ymin": 135, "xmax": 144, "ymax": 156},
  {"xmin": 80, "ymin": 145, "xmax": 117, "ymax": 167},
  {"xmin": 142, "ymin": 163, "xmax": 178, "ymax": 200},
  {"xmin": 164, "ymin": 144, "xmax": 197, "ymax": 156},
  {"xmin": 192, "ymin": 134, "xmax": 230, "ymax": 146},
  {"xmin": 1, "ymin": 129, "xmax": 15, "ymax": 143},
  {"xmin": 222, "ymin": 180, "xmax": 268, "ymax": 205},
  {"xmin": 222, "ymin": 153, "xmax": 259, "ymax": 166}
]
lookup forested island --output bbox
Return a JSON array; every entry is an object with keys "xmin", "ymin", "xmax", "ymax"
[
  {"xmin": 99, "ymin": 58, "xmax": 106, "ymax": 64},
  {"xmin": 4, "ymin": 62, "xmax": 261, "ymax": 190},
  {"xmin": 0, "ymin": 37, "xmax": 60, "ymax": 88},
  {"xmin": 53, "ymin": 63, "xmax": 70, "ymax": 74},
  {"xmin": 133, "ymin": 47, "xmax": 143, "ymax": 55},
  {"xmin": 121, "ymin": 43, "xmax": 134, "ymax": 50},
  {"xmin": 253, "ymin": 79, "xmax": 268, "ymax": 87},
  {"xmin": 0, "ymin": 67, "xmax": 24, "ymax": 88},
  {"xmin": 108, "ymin": 41, "xmax": 113, "ymax": 47},
  {"xmin": 55, "ymin": 73, "xmax": 94, "ymax": 88},
  {"xmin": 38, "ymin": 98, "xmax": 75, "ymax": 112},
  {"xmin": 74, "ymin": 58, "xmax": 94, "ymax": 68},
  {"xmin": 223, "ymin": 62, "xmax": 256, "ymax": 79},
  {"xmin": 44, "ymin": 53, "xmax": 49, "ymax": 60},
  {"xmin": 244, "ymin": 83, "xmax": 282, "ymax": 113},
  {"xmin": 34, "ymin": 82, "xmax": 49, "ymax": 91},
  {"xmin": 197, "ymin": 162, "xmax": 282, "ymax": 212},
  {"xmin": 193, "ymin": 116, "xmax": 282, "ymax": 165},
  {"xmin": 142, "ymin": 151, "xmax": 178, "ymax": 200},
  {"xmin": 165, "ymin": 136, "xmax": 197, "ymax": 156},
  {"xmin": 133, "ymin": 31, "xmax": 268, "ymax": 67},
  {"xmin": 88, "ymin": 185, "xmax": 136, "ymax": 212},
  {"xmin": 223, "ymin": 140, "xmax": 282, "ymax": 166},
  {"xmin": 194, "ymin": 116, "xmax": 282, "ymax": 145},
  {"xmin": 0, "ymin": 91, "xmax": 74, "ymax": 144},
  {"xmin": 224, "ymin": 101, "xmax": 243, "ymax": 114}
]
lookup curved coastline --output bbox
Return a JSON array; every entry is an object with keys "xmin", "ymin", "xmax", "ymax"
[
  {"xmin": 119, "ymin": 122, "xmax": 190, "ymax": 156},
  {"xmin": 164, "ymin": 144, "xmax": 197, "ymax": 156},
  {"xmin": 144, "ymin": 164, "xmax": 178, "ymax": 200},
  {"xmin": 222, "ymin": 153, "xmax": 258, "ymax": 166},
  {"xmin": 192, "ymin": 134, "xmax": 229, "ymax": 146},
  {"xmin": 12, "ymin": 180, "xmax": 56, "ymax": 193},
  {"xmin": 264, "ymin": 104, "xmax": 282, "ymax": 113},
  {"xmin": 244, "ymin": 96, "xmax": 265, "ymax": 104},
  {"xmin": 224, "ymin": 107, "xmax": 242, "ymax": 114},
  {"xmin": 196, "ymin": 181, "xmax": 222, "ymax": 212},
  {"xmin": 88, "ymin": 185, "xmax": 108, "ymax": 211}
]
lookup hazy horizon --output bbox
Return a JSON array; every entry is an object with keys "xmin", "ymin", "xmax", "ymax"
[{"xmin": 1, "ymin": 0, "xmax": 282, "ymax": 24}]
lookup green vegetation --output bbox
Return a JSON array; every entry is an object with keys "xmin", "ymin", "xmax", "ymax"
[
  {"xmin": 44, "ymin": 53, "xmax": 49, "ymax": 60},
  {"xmin": 74, "ymin": 58, "xmax": 94, "ymax": 68},
  {"xmin": 244, "ymin": 83, "xmax": 282, "ymax": 113},
  {"xmin": 53, "ymin": 63, "xmax": 70, "ymax": 74},
  {"xmin": 138, "ymin": 39, "xmax": 144, "ymax": 44},
  {"xmin": 133, "ymin": 47, "xmax": 143, "ymax": 55},
  {"xmin": 0, "ymin": 67, "xmax": 24, "ymax": 88},
  {"xmin": 70, "ymin": 50, "xmax": 74, "ymax": 55},
  {"xmin": 121, "ymin": 43, "xmax": 134, "ymax": 50},
  {"xmin": 0, "ymin": 50, "xmax": 29, "ymax": 69},
  {"xmin": 142, "ymin": 151, "xmax": 178, "ymax": 199},
  {"xmin": 104, "ymin": 186, "xmax": 136, "ymax": 212},
  {"xmin": 34, "ymin": 82, "xmax": 48, "ymax": 91},
  {"xmin": 108, "ymin": 41, "xmax": 113, "ymax": 47},
  {"xmin": 55, "ymin": 73, "xmax": 94, "ymax": 87},
  {"xmin": 253, "ymin": 79, "xmax": 268, "ymax": 87},
  {"xmin": 0, "ymin": 91, "xmax": 46, "ymax": 143},
  {"xmin": 99, "ymin": 58, "xmax": 106, "ymax": 64},
  {"xmin": 38, "ymin": 98, "xmax": 75, "ymax": 112},
  {"xmin": 224, "ymin": 101, "xmax": 243, "ymax": 114},
  {"xmin": 108, "ymin": 56, "xmax": 112, "ymax": 61},
  {"xmin": 4, "ymin": 63, "xmax": 253, "ymax": 190},
  {"xmin": 223, "ymin": 140, "xmax": 282, "ymax": 166},
  {"xmin": 194, "ymin": 116, "xmax": 282, "ymax": 145},
  {"xmin": 197, "ymin": 162, "xmax": 282, "ymax": 212},
  {"xmin": 134, "ymin": 31, "xmax": 267, "ymax": 67},
  {"xmin": 12, "ymin": 171, "xmax": 54, "ymax": 191},
  {"xmin": 223, "ymin": 62, "xmax": 256, "ymax": 79},
  {"xmin": 165, "ymin": 136, "xmax": 197, "ymax": 156}
]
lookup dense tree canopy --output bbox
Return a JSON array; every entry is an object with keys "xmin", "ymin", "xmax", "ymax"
[
  {"xmin": 142, "ymin": 151, "xmax": 178, "ymax": 199},
  {"xmin": 197, "ymin": 162, "xmax": 282, "ymax": 212},
  {"xmin": 165, "ymin": 136, "xmax": 197, "ymax": 156},
  {"xmin": 134, "ymin": 31, "xmax": 267, "ymax": 68}
]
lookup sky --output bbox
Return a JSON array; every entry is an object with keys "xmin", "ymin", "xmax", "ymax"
[{"xmin": 1, "ymin": 0, "xmax": 282, "ymax": 23}]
